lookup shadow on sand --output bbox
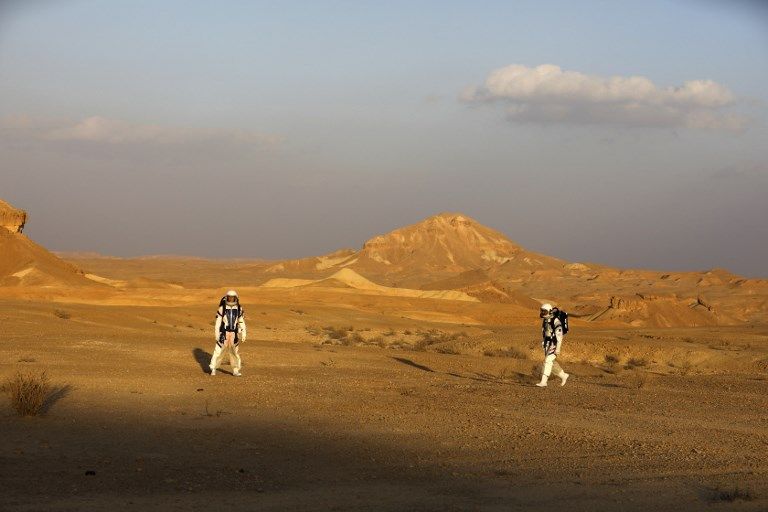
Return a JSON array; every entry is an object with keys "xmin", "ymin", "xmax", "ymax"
[
  {"xmin": 391, "ymin": 357, "xmax": 434, "ymax": 373},
  {"xmin": 193, "ymin": 348, "xmax": 212, "ymax": 374},
  {"xmin": 40, "ymin": 384, "xmax": 72, "ymax": 415}
]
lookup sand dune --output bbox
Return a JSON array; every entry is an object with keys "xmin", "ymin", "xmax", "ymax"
[{"xmin": 262, "ymin": 268, "xmax": 479, "ymax": 302}]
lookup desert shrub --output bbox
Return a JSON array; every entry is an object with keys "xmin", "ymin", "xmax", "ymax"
[
  {"xmin": 712, "ymin": 486, "xmax": 754, "ymax": 502},
  {"xmin": 625, "ymin": 357, "xmax": 648, "ymax": 369},
  {"xmin": 436, "ymin": 346, "xmax": 460, "ymax": 355},
  {"xmin": 342, "ymin": 332, "xmax": 364, "ymax": 346},
  {"xmin": 368, "ymin": 336, "xmax": 387, "ymax": 348},
  {"xmin": 2, "ymin": 371, "xmax": 51, "ymax": 416},
  {"xmin": 383, "ymin": 328, "xmax": 396, "ymax": 337},
  {"xmin": 322, "ymin": 326, "xmax": 350, "ymax": 340},
  {"xmin": 484, "ymin": 347, "xmax": 527, "ymax": 359},
  {"xmin": 411, "ymin": 329, "xmax": 468, "ymax": 351},
  {"xmin": 403, "ymin": 329, "xmax": 412, "ymax": 335},
  {"xmin": 604, "ymin": 354, "xmax": 620, "ymax": 365},
  {"xmin": 54, "ymin": 309, "xmax": 71, "ymax": 320}
]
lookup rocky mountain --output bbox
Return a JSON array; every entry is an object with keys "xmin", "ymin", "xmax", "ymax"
[
  {"xmin": 251, "ymin": 212, "xmax": 767, "ymax": 326},
  {"xmin": 263, "ymin": 213, "xmax": 565, "ymax": 288}
]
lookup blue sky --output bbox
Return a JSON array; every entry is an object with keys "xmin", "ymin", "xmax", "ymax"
[{"xmin": 1, "ymin": 0, "xmax": 767, "ymax": 275}]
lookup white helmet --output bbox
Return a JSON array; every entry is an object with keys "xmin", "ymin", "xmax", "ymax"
[
  {"xmin": 225, "ymin": 290, "xmax": 239, "ymax": 304},
  {"xmin": 539, "ymin": 303, "xmax": 553, "ymax": 318}
]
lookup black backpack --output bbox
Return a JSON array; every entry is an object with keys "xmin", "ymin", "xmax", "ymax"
[
  {"xmin": 218, "ymin": 296, "xmax": 242, "ymax": 332},
  {"xmin": 551, "ymin": 308, "xmax": 569, "ymax": 335}
]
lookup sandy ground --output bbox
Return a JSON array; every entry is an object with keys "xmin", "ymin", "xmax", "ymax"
[{"xmin": 1, "ymin": 297, "xmax": 767, "ymax": 511}]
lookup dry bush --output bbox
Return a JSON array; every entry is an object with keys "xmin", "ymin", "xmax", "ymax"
[
  {"xmin": 368, "ymin": 335, "xmax": 386, "ymax": 348},
  {"xmin": 322, "ymin": 326, "xmax": 351, "ymax": 340},
  {"xmin": 625, "ymin": 357, "xmax": 648, "ymax": 369},
  {"xmin": 383, "ymin": 328, "xmax": 396, "ymax": 337},
  {"xmin": 712, "ymin": 486, "xmax": 755, "ymax": 502},
  {"xmin": 435, "ymin": 346, "xmax": 460, "ymax": 355},
  {"xmin": 341, "ymin": 332, "xmax": 364, "ymax": 346},
  {"xmin": 54, "ymin": 309, "xmax": 71, "ymax": 320},
  {"xmin": 484, "ymin": 347, "xmax": 527, "ymax": 359},
  {"xmin": 2, "ymin": 371, "xmax": 51, "ymax": 416},
  {"xmin": 604, "ymin": 354, "xmax": 620, "ymax": 365},
  {"xmin": 414, "ymin": 329, "xmax": 468, "ymax": 347}
]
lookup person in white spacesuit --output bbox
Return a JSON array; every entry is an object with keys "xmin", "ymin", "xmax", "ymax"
[
  {"xmin": 210, "ymin": 290, "xmax": 247, "ymax": 377},
  {"xmin": 536, "ymin": 303, "xmax": 569, "ymax": 387}
]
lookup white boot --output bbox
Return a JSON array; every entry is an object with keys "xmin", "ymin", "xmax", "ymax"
[
  {"xmin": 210, "ymin": 368, "xmax": 216, "ymax": 376},
  {"xmin": 560, "ymin": 372, "xmax": 569, "ymax": 386},
  {"xmin": 536, "ymin": 374, "xmax": 549, "ymax": 387}
]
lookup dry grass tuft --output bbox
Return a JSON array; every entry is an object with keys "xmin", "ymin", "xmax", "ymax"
[
  {"xmin": 625, "ymin": 357, "xmax": 648, "ymax": 369},
  {"xmin": 54, "ymin": 309, "xmax": 71, "ymax": 320},
  {"xmin": 483, "ymin": 347, "xmax": 527, "ymax": 359},
  {"xmin": 712, "ymin": 486, "xmax": 755, "ymax": 502},
  {"xmin": 412, "ymin": 329, "xmax": 468, "ymax": 352},
  {"xmin": 2, "ymin": 371, "xmax": 52, "ymax": 416}
]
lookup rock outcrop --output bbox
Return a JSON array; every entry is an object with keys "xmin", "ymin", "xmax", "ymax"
[
  {"xmin": 0, "ymin": 198, "xmax": 97, "ymax": 288},
  {"xmin": 0, "ymin": 199, "xmax": 26, "ymax": 233}
]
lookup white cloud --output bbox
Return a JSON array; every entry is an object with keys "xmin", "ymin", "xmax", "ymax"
[
  {"xmin": 1, "ymin": 114, "xmax": 282, "ymax": 148},
  {"xmin": 462, "ymin": 64, "xmax": 747, "ymax": 130}
]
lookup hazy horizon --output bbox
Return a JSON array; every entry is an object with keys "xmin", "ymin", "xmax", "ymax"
[{"xmin": 2, "ymin": 0, "xmax": 767, "ymax": 277}]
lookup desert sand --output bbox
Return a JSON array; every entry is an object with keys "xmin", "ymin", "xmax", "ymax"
[{"xmin": 1, "ymin": 199, "xmax": 766, "ymax": 511}]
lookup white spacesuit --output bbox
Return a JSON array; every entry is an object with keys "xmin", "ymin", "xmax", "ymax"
[
  {"xmin": 210, "ymin": 290, "xmax": 247, "ymax": 377},
  {"xmin": 537, "ymin": 303, "xmax": 569, "ymax": 387}
]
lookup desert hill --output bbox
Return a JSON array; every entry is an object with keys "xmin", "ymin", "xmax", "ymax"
[
  {"xmin": 261, "ymin": 213, "xmax": 564, "ymax": 288},
  {"xmin": 351, "ymin": 213, "xmax": 564, "ymax": 287},
  {"xmin": 3, "ymin": 200, "xmax": 762, "ymax": 327},
  {"xmin": 0, "ymin": 200, "xmax": 98, "ymax": 288}
]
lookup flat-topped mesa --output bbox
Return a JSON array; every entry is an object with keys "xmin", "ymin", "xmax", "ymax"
[{"xmin": 0, "ymin": 199, "xmax": 27, "ymax": 233}]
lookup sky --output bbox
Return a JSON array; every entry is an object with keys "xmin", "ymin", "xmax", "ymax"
[{"xmin": 1, "ymin": 0, "xmax": 767, "ymax": 276}]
